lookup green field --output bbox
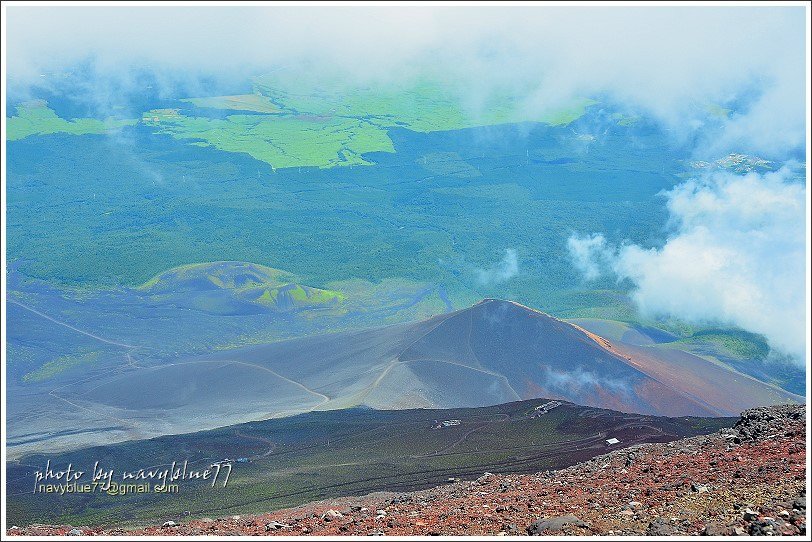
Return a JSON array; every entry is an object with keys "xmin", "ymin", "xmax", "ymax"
[
  {"xmin": 143, "ymin": 107, "xmax": 397, "ymax": 169},
  {"xmin": 252, "ymin": 75, "xmax": 596, "ymax": 131},
  {"xmin": 182, "ymin": 94, "xmax": 282, "ymax": 114},
  {"xmin": 7, "ymin": 101, "xmax": 136, "ymax": 141},
  {"xmin": 143, "ymin": 76, "xmax": 596, "ymax": 169}
]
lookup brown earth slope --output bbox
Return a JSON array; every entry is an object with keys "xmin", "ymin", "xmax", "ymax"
[{"xmin": 9, "ymin": 404, "xmax": 806, "ymax": 537}]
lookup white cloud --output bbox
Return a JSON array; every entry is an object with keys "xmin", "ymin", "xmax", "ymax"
[
  {"xmin": 566, "ymin": 233, "xmax": 608, "ymax": 281},
  {"xmin": 4, "ymin": 6, "xmax": 806, "ymax": 159},
  {"xmin": 568, "ymin": 166, "xmax": 807, "ymax": 361},
  {"xmin": 540, "ymin": 366, "xmax": 632, "ymax": 397},
  {"xmin": 476, "ymin": 249, "xmax": 519, "ymax": 286}
]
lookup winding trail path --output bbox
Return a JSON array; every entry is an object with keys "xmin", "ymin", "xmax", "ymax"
[
  {"xmin": 8, "ymin": 299, "xmax": 138, "ymax": 348},
  {"xmin": 7, "ymin": 298, "xmax": 331, "ymax": 451}
]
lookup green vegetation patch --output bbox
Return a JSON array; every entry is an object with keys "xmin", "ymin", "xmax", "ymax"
[
  {"xmin": 287, "ymin": 284, "xmax": 344, "ymax": 304},
  {"xmin": 7, "ymin": 101, "xmax": 136, "ymax": 141},
  {"xmin": 22, "ymin": 349, "xmax": 101, "ymax": 382},
  {"xmin": 145, "ymin": 76, "xmax": 596, "ymax": 169},
  {"xmin": 705, "ymin": 103, "xmax": 732, "ymax": 119},
  {"xmin": 610, "ymin": 112, "xmax": 641, "ymax": 127},
  {"xmin": 143, "ymin": 109, "xmax": 396, "ymax": 169},
  {"xmin": 252, "ymin": 284, "xmax": 345, "ymax": 308},
  {"xmin": 254, "ymin": 75, "xmax": 596, "ymax": 132},
  {"xmin": 417, "ymin": 152, "xmax": 481, "ymax": 178},
  {"xmin": 139, "ymin": 261, "xmax": 296, "ymax": 292},
  {"xmin": 677, "ymin": 329, "xmax": 770, "ymax": 361},
  {"xmin": 182, "ymin": 94, "xmax": 281, "ymax": 114}
]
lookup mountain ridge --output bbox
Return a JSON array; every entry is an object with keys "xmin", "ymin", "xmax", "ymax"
[{"xmin": 7, "ymin": 298, "xmax": 801, "ymax": 458}]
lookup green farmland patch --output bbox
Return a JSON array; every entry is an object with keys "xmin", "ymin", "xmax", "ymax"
[{"xmin": 7, "ymin": 101, "xmax": 136, "ymax": 141}]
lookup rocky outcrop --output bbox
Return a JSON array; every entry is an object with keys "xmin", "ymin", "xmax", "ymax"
[
  {"xmin": 527, "ymin": 515, "xmax": 588, "ymax": 534},
  {"xmin": 732, "ymin": 404, "xmax": 804, "ymax": 443}
]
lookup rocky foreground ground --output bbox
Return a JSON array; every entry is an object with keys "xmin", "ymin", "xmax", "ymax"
[{"xmin": 8, "ymin": 404, "xmax": 807, "ymax": 536}]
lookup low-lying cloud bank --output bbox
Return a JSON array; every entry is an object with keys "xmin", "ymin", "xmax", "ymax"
[
  {"xmin": 5, "ymin": 6, "xmax": 807, "ymax": 159},
  {"xmin": 568, "ymin": 166, "xmax": 807, "ymax": 362}
]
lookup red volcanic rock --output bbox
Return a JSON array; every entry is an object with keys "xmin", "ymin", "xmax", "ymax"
[{"xmin": 7, "ymin": 405, "xmax": 807, "ymax": 537}]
